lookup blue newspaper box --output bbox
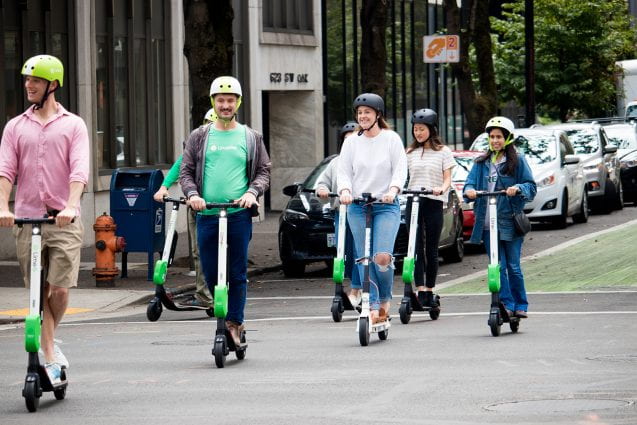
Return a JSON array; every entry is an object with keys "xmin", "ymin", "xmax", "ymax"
[{"xmin": 110, "ymin": 169, "xmax": 165, "ymax": 280}]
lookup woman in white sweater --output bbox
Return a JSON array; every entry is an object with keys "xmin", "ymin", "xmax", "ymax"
[{"xmin": 337, "ymin": 93, "xmax": 407, "ymax": 323}]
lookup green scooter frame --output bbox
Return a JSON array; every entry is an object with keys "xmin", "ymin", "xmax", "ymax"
[
  {"xmin": 16, "ymin": 216, "xmax": 68, "ymax": 412},
  {"xmin": 207, "ymin": 202, "xmax": 256, "ymax": 368},
  {"xmin": 475, "ymin": 190, "xmax": 520, "ymax": 337},
  {"xmin": 398, "ymin": 188, "xmax": 441, "ymax": 324},
  {"xmin": 146, "ymin": 196, "xmax": 214, "ymax": 321}
]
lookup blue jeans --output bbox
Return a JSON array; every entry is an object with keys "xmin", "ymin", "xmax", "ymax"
[
  {"xmin": 197, "ymin": 209, "xmax": 252, "ymax": 324},
  {"xmin": 334, "ymin": 209, "xmax": 361, "ymax": 289},
  {"xmin": 347, "ymin": 201, "xmax": 400, "ymax": 310},
  {"xmin": 483, "ymin": 231, "xmax": 528, "ymax": 312}
]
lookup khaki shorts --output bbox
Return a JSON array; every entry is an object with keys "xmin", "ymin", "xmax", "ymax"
[{"xmin": 14, "ymin": 220, "xmax": 84, "ymax": 289}]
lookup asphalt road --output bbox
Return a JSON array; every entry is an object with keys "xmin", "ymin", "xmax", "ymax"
[{"xmin": 1, "ymin": 205, "xmax": 636, "ymax": 424}]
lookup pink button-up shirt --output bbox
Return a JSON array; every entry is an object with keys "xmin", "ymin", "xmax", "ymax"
[{"xmin": 0, "ymin": 103, "xmax": 89, "ymax": 217}]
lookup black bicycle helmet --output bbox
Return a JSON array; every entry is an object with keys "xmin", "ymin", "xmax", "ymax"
[
  {"xmin": 353, "ymin": 93, "xmax": 385, "ymax": 116},
  {"xmin": 412, "ymin": 108, "xmax": 438, "ymax": 127},
  {"xmin": 339, "ymin": 121, "xmax": 358, "ymax": 136}
]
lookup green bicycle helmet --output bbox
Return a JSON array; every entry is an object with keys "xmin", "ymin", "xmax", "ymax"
[{"xmin": 22, "ymin": 55, "xmax": 64, "ymax": 87}]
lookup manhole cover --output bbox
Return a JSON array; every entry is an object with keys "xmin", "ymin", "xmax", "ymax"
[
  {"xmin": 152, "ymin": 340, "xmax": 209, "ymax": 346},
  {"xmin": 587, "ymin": 354, "xmax": 637, "ymax": 363},
  {"xmin": 485, "ymin": 398, "xmax": 631, "ymax": 414}
]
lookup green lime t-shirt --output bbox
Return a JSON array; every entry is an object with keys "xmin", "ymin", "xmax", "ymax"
[{"xmin": 201, "ymin": 124, "xmax": 248, "ymax": 215}]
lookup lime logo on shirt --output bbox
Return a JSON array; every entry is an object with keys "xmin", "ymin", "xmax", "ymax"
[{"xmin": 209, "ymin": 145, "xmax": 238, "ymax": 152}]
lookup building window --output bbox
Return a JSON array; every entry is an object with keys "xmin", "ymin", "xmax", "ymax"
[
  {"xmin": 263, "ymin": 0, "xmax": 313, "ymax": 34},
  {"xmin": 95, "ymin": 0, "xmax": 171, "ymax": 171},
  {"xmin": 0, "ymin": 0, "xmax": 75, "ymax": 129}
]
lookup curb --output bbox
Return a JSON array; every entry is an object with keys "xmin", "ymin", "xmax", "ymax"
[{"xmin": 0, "ymin": 264, "xmax": 282, "ymax": 326}]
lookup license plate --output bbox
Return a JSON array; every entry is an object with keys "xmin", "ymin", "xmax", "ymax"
[{"xmin": 326, "ymin": 233, "xmax": 336, "ymax": 247}]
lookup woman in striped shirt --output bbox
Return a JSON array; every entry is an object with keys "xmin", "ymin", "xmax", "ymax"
[{"xmin": 405, "ymin": 109, "xmax": 456, "ymax": 308}]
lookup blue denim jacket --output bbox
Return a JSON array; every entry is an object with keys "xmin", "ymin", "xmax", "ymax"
[{"xmin": 463, "ymin": 153, "xmax": 537, "ymax": 243}]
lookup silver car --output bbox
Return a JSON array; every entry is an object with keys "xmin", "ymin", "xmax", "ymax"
[
  {"xmin": 538, "ymin": 122, "xmax": 622, "ymax": 213},
  {"xmin": 471, "ymin": 129, "xmax": 588, "ymax": 228}
]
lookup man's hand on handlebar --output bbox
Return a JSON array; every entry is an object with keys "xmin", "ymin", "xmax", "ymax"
[
  {"xmin": 237, "ymin": 192, "xmax": 259, "ymax": 209},
  {"xmin": 0, "ymin": 209, "xmax": 15, "ymax": 227},
  {"xmin": 339, "ymin": 189, "xmax": 352, "ymax": 205},
  {"xmin": 316, "ymin": 187, "xmax": 330, "ymax": 200},
  {"xmin": 55, "ymin": 207, "xmax": 76, "ymax": 227},
  {"xmin": 188, "ymin": 195, "xmax": 207, "ymax": 211}
]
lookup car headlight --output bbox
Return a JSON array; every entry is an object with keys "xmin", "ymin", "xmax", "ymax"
[
  {"xmin": 282, "ymin": 209, "xmax": 309, "ymax": 222},
  {"xmin": 538, "ymin": 173, "xmax": 556, "ymax": 187},
  {"xmin": 620, "ymin": 159, "xmax": 637, "ymax": 169}
]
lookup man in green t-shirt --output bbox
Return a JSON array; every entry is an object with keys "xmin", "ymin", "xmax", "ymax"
[{"xmin": 180, "ymin": 76, "xmax": 270, "ymax": 347}]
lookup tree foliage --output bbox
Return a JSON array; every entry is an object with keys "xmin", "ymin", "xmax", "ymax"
[
  {"xmin": 492, "ymin": 0, "xmax": 637, "ymax": 121},
  {"xmin": 183, "ymin": 0, "xmax": 234, "ymax": 127}
]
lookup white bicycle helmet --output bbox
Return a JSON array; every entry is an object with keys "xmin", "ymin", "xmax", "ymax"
[
  {"xmin": 485, "ymin": 116, "xmax": 515, "ymax": 137},
  {"xmin": 209, "ymin": 76, "xmax": 242, "ymax": 112}
]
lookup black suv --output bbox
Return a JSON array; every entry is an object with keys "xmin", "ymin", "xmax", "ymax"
[{"xmin": 278, "ymin": 155, "xmax": 464, "ymax": 277}]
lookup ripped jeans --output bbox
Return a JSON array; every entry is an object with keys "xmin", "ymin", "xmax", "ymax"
[{"xmin": 347, "ymin": 200, "xmax": 400, "ymax": 310}]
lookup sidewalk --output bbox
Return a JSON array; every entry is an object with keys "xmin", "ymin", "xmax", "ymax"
[{"xmin": 0, "ymin": 212, "xmax": 281, "ymax": 325}]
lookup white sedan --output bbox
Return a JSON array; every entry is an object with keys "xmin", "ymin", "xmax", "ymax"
[{"xmin": 471, "ymin": 128, "xmax": 588, "ymax": 228}]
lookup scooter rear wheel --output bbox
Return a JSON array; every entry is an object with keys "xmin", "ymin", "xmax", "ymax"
[
  {"xmin": 331, "ymin": 299, "xmax": 343, "ymax": 322},
  {"xmin": 358, "ymin": 318, "xmax": 370, "ymax": 346},
  {"xmin": 54, "ymin": 385, "xmax": 66, "ymax": 400},
  {"xmin": 146, "ymin": 299, "xmax": 162, "ymax": 322},
  {"xmin": 429, "ymin": 308, "xmax": 441, "ymax": 321},
  {"xmin": 23, "ymin": 380, "xmax": 40, "ymax": 412},
  {"xmin": 378, "ymin": 329, "xmax": 388, "ymax": 340},
  {"xmin": 510, "ymin": 320, "xmax": 520, "ymax": 333},
  {"xmin": 489, "ymin": 312, "xmax": 501, "ymax": 337},
  {"xmin": 236, "ymin": 332, "xmax": 247, "ymax": 360}
]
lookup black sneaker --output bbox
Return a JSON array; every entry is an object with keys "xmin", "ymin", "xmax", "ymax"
[{"xmin": 423, "ymin": 291, "xmax": 437, "ymax": 308}]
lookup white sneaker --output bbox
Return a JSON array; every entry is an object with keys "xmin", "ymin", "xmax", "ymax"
[
  {"xmin": 45, "ymin": 363, "xmax": 62, "ymax": 386},
  {"xmin": 54, "ymin": 344, "xmax": 69, "ymax": 369}
]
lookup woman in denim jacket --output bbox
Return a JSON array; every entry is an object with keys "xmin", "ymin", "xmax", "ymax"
[{"xmin": 464, "ymin": 117, "xmax": 537, "ymax": 318}]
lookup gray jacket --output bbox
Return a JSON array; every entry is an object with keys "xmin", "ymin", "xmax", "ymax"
[{"xmin": 179, "ymin": 123, "xmax": 271, "ymax": 199}]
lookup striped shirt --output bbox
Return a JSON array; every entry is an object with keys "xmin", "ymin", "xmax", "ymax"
[{"xmin": 406, "ymin": 145, "xmax": 456, "ymax": 202}]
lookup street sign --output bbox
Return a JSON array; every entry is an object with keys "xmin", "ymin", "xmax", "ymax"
[{"xmin": 423, "ymin": 35, "xmax": 460, "ymax": 63}]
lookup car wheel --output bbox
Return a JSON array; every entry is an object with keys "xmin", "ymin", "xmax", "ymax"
[
  {"xmin": 614, "ymin": 179, "xmax": 624, "ymax": 210},
  {"xmin": 572, "ymin": 190, "xmax": 589, "ymax": 224},
  {"xmin": 552, "ymin": 190, "xmax": 568, "ymax": 229},
  {"xmin": 282, "ymin": 259, "xmax": 305, "ymax": 277},
  {"xmin": 441, "ymin": 223, "xmax": 464, "ymax": 263},
  {"xmin": 598, "ymin": 179, "xmax": 615, "ymax": 214}
]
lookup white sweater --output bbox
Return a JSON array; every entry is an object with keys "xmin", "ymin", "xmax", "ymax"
[{"xmin": 337, "ymin": 129, "xmax": 408, "ymax": 199}]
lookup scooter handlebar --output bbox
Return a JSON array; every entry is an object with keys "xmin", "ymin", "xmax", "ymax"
[
  {"xmin": 14, "ymin": 216, "xmax": 75, "ymax": 225},
  {"xmin": 301, "ymin": 188, "xmax": 339, "ymax": 198},
  {"xmin": 204, "ymin": 202, "xmax": 259, "ymax": 217},
  {"xmin": 474, "ymin": 190, "xmax": 508, "ymax": 197},
  {"xmin": 162, "ymin": 195, "xmax": 188, "ymax": 204},
  {"xmin": 351, "ymin": 192, "xmax": 377, "ymax": 204},
  {"xmin": 403, "ymin": 188, "xmax": 434, "ymax": 196}
]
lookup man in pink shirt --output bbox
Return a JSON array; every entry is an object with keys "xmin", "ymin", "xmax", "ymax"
[{"xmin": 0, "ymin": 55, "xmax": 89, "ymax": 385}]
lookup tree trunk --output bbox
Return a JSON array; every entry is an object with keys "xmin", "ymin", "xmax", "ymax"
[
  {"xmin": 359, "ymin": 0, "xmax": 388, "ymax": 98},
  {"xmin": 445, "ymin": 0, "xmax": 497, "ymax": 146},
  {"xmin": 183, "ymin": 0, "xmax": 234, "ymax": 128}
]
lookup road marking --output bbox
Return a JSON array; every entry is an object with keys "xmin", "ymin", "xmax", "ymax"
[{"xmin": 0, "ymin": 307, "xmax": 94, "ymax": 316}]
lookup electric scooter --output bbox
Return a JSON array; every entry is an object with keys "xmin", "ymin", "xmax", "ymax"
[
  {"xmin": 206, "ymin": 202, "xmax": 257, "ymax": 368},
  {"xmin": 147, "ymin": 196, "xmax": 214, "ymax": 321},
  {"xmin": 398, "ymin": 188, "xmax": 441, "ymax": 324},
  {"xmin": 16, "ymin": 216, "xmax": 68, "ymax": 412},
  {"xmin": 353, "ymin": 193, "xmax": 390, "ymax": 346},
  {"xmin": 474, "ymin": 190, "xmax": 520, "ymax": 337},
  {"xmin": 298, "ymin": 188, "xmax": 360, "ymax": 322}
]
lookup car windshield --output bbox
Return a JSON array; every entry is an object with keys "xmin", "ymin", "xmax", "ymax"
[
  {"xmin": 453, "ymin": 156, "xmax": 476, "ymax": 181},
  {"xmin": 471, "ymin": 133, "xmax": 557, "ymax": 166},
  {"xmin": 302, "ymin": 157, "xmax": 333, "ymax": 189},
  {"xmin": 627, "ymin": 104, "xmax": 637, "ymax": 119},
  {"xmin": 605, "ymin": 127, "xmax": 637, "ymax": 150},
  {"xmin": 563, "ymin": 128, "xmax": 599, "ymax": 154}
]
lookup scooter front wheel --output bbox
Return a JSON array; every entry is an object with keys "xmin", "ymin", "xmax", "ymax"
[
  {"xmin": 23, "ymin": 380, "xmax": 40, "ymax": 412},
  {"xmin": 213, "ymin": 339, "xmax": 227, "ymax": 368},
  {"xmin": 399, "ymin": 301, "xmax": 411, "ymax": 324},
  {"xmin": 358, "ymin": 317, "xmax": 370, "ymax": 346},
  {"xmin": 146, "ymin": 299, "xmax": 162, "ymax": 322},
  {"xmin": 331, "ymin": 299, "xmax": 343, "ymax": 322}
]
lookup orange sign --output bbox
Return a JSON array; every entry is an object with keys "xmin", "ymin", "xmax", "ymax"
[{"xmin": 423, "ymin": 35, "xmax": 460, "ymax": 63}]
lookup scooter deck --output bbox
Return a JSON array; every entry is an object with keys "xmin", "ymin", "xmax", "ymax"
[
  {"xmin": 498, "ymin": 303, "xmax": 520, "ymax": 324},
  {"xmin": 370, "ymin": 317, "xmax": 391, "ymax": 333},
  {"xmin": 155, "ymin": 285, "xmax": 212, "ymax": 312},
  {"xmin": 406, "ymin": 291, "xmax": 440, "ymax": 312},
  {"xmin": 36, "ymin": 364, "xmax": 68, "ymax": 391}
]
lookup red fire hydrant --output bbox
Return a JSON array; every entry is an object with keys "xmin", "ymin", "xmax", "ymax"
[{"xmin": 93, "ymin": 213, "xmax": 126, "ymax": 287}]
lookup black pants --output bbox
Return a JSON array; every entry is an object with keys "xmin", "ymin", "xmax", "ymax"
[{"xmin": 406, "ymin": 197, "xmax": 444, "ymax": 288}]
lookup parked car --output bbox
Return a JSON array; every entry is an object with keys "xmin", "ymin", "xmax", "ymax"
[
  {"xmin": 538, "ymin": 122, "xmax": 622, "ymax": 213},
  {"xmin": 604, "ymin": 122, "xmax": 637, "ymax": 204},
  {"xmin": 452, "ymin": 150, "xmax": 482, "ymax": 240},
  {"xmin": 278, "ymin": 155, "xmax": 464, "ymax": 277},
  {"xmin": 470, "ymin": 128, "xmax": 588, "ymax": 228}
]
